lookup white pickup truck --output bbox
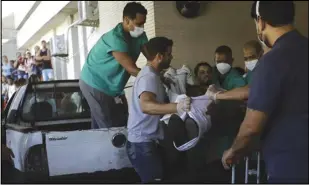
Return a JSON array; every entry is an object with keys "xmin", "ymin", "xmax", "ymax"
[{"xmin": 2, "ymin": 80, "xmax": 135, "ymax": 182}]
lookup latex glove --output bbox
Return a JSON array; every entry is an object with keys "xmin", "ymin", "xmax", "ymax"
[
  {"xmin": 176, "ymin": 97, "xmax": 191, "ymax": 115},
  {"xmin": 205, "ymin": 85, "xmax": 221, "ymax": 101}
]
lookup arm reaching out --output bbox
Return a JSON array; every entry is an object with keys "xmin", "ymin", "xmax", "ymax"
[{"xmin": 112, "ymin": 51, "xmax": 141, "ymax": 77}]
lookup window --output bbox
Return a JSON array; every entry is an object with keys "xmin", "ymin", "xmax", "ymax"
[
  {"xmin": 7, "ymin": 86, "xmax": 27, "ymax": 124},
  {"xmin": 21, "ymin": 86, "xmax": 90, "ymax": 122}
]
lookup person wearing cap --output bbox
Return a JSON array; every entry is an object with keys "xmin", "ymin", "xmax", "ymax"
[
  {"xmin": 79, "ymin": 2, "xmax": 148, "ymax": 129},
  {"xmin": 220, "ymin": 1, "xmax": 308, "ymax": 183}
]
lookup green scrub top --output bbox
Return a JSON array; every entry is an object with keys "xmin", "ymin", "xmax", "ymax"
[
  {"xmin": 80, "ymin": 23, "xmax": 148, "ymax": 97},
  {"xmin": 212, "ymin": 67, "xmax": 247, "ymax": 90},
  {"xmin": 244, "ymin": 70, "xmax": 253, "ymax": 85},
  {"xmin": 207, "ymin": 66, "xmax": 247, "ymax": 162}
]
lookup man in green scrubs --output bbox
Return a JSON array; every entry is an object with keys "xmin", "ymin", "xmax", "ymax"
[
  {"xmin": 243, "ymin": 40, "xmax": 263, "ymax": 85},
  {"xmin": 202, "ymin": 45, "xmax": 247, "ymax": 182},
  {"xmin": 212, "ymin": 45, "xmax": 247, "ymax": 90},
  {"xmin": 79, "ymin": 2, "xmax": 148, "ymax": 129},
  {"xmin": 207, "ymin": 42, "xmax": 264, "ymax": 101}
]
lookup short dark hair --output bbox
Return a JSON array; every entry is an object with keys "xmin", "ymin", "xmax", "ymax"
[
  {"xmin": 144, "ymin": 37, "xmax": 173, "ymax": 61},
  {"xmin": 194, "ymin": 62, "xmax": 212, "ymax": 76},
  {"xmin": 251, "ymin": 1, "xmax": 295, "ymax": 27},
  {"xmin": 123, "ymin": 2, "xmax": 148, "ymax": 19},
  {"xmin": 215, "ymin": 45, "xmax": 233, "ymax": 59},
  {"xmin": 41, "ymin": 40, "xmax": 46, "ymax": 43},
  {"xmin": 244, "ymin": 40, "xmax": 263, "ymax": 55}
]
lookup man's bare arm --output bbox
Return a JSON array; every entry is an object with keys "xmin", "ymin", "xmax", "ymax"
[
  {"xmin": 112, "ymin": 51, "xmax": 141, "ymax": 77},
  {"xmin": 216, "ymin": 85, "xmax": 249, "ymax": 101},
  {"xmin": 230, "ymin": 108, "xmax": 267, "ymax": 156},
  {"xmin": 140, "ymin": 91, "xmax": 177, "ymax": 115}
]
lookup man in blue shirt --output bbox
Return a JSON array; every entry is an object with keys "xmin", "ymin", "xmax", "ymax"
[{"xmin": 221, "ymin": 1, "xmax": 308, "ymax": 183}]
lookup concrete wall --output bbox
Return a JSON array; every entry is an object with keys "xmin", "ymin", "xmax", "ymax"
[
  {"xmin": 154, "ymin": 1, "xmax": 308, "ymax": 70},
  {"xmin": 2, "ymin": 39, "xmax": 18, "ymax": 60}
]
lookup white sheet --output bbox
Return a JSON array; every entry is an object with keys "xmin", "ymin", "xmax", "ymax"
[{"xmin": 161, "ymin": 94, "xmax": 213, "ymax": 151}]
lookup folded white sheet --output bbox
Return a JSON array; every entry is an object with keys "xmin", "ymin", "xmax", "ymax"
[{"xmin": 161, "ymin": 94, "xmax": 213, "ymax": 151}]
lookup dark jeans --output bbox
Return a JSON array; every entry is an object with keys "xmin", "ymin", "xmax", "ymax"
[
  {"xmin": 79, "ymin": 80, "xmax": 128, "ymax": 129},
  {"xmin": 126, "ymin": 141, "xmax": 163, "ymax": 183}
]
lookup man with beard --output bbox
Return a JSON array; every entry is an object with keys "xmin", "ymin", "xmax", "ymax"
[
  {"xmin": 188, "ymin": 62, "xmax": 213, "ymax": 96},
  {"xmin": 126, "ymin": 37, "xmax": 191, "ymax": 183},
  {"xmin": 221, "ymin": 1, "xmax": 308, "ymax": 183}
]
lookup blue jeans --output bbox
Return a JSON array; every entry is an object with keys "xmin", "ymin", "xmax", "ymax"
[
  {"xmin": 42, "ymin": 69, "xmax": 54, "ymax": 81},
  {"xmin": 17, "ymin": 70, "xmax": 28, "ymax": 79},
  {"xmin": 126, "ymin": 141, "xmax": 163, "ymax": 183}
]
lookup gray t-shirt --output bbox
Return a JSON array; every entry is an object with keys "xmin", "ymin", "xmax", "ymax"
[{"xmin": 127, "ymin": 66, "xmax": 166, "ymax": 143}]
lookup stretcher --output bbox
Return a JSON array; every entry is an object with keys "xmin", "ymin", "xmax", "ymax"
[{"xmin": 231, "ymin": 151, "xmax": 261, "ymax": 184}]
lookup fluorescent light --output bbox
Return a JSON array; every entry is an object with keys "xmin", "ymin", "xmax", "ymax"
[{"xmin": 2, "ymin": 39, "xmax": 10, "ymax": 44}]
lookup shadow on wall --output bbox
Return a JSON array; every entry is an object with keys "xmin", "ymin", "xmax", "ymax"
[{"xmin": 154, "ymin": 1, "xmax": 308, "ymax": 69}]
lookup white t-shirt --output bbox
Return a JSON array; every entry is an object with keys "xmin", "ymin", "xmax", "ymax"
[
  {"xmin": 2, "ymin": 83, "xmax": 9, "ymax": 96},
  {"xmin": 8, "ymin": 85, "xmax": 17, "ymax": 100},
  {"xmin": 161, "ymin": 94, "xmax": 213, "ymax": 151}
]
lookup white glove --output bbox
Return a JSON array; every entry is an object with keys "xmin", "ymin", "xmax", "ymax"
[
  {"xmin": 205, "ymin": 84, "xmax": 224, "ymax": 101},
  {"xmin": 176, "ymin": 97, "xmax": 191, "ymax": 115}
]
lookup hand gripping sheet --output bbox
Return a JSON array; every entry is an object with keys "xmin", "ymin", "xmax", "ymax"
[{"xmin": 161, "ymin": 94, "xmax": 213, "ymax": 151}]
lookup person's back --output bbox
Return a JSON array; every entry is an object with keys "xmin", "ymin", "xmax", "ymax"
[
  {"xmin": 258, "ymin": 30, "xmax": 308, "ymax": 181},
  {"xmin": 245, "ymin": 1, "xmax": 308, "ymax": 182}
]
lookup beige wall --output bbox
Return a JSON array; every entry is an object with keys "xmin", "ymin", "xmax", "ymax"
[{"xmin": 154, "ymin": 1, "xmax": 308, "ymax": 70}]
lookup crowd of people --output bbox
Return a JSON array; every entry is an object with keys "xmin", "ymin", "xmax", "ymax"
[
  {"xmin": 1, "ymin": 40, "xmax": 54, "ymax": 109},
  {"xmin": 80, "ymin": 1, "xmax": 307, "ymax": 184}
]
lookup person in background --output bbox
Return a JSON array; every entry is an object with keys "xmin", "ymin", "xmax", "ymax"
[
  {"xmin": 36, "ymin": 40, "xmax": 54, "ymax": 81},
  {"xmin": 221, "ymin": 1, "xmax": 308, "ymax": 183},
  {"xmin": 206, "ymin": 40, "xmax": 264, "ymax": 102},
  {"xmin": 7, "ymin": 77, "xmax": 16, "ymax": 100},
  {"xmin": 212, "ymin": 45, "xmax": 247, "ymax": 90},
  {"xmin": 10, "ymin": 60, "xmax": 18, "ymax": 81},
  {"xmin": 15, "ymin": 52, "xmax": 28, "ymax": 80},
  {"xmin": 79, "ymin": 2, "xmax": 149, "ymax": 129},
  {"xmin": 25, "ymin": 51, "xmax": 37, "ymax": 77},
  {"xmin": 2, "ymin": 75, "xmax": 9, "ymax": 109},
  {"xmin": 187, "ymin": 62, "xmax": 213, "ymax": 96},
  {"xmin": 34, "ymin": 45, "xmax": 42, "ymax": 80},
  {"xmin": 2, "ymin": 56, "xmax": 13, "ymax": 78},
  {"xmin": 126, "ymin": 37, "xmax": 191, "ymax": 183},
  {"xmin": 243, "ymin": 40, "xmax": 263, "ymax": 84}
]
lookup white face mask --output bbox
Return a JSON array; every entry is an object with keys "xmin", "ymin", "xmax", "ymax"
[
  {"xmin": 245, "ymin": 59, "xmax": 258, "ymax": 71},
  {"xmin": 130, "ymin": 26, "xmax": 144, "ymax": 38},
  {"xmin": 216, "ymin": 63, "xmax": 231, "ymax": 75}
]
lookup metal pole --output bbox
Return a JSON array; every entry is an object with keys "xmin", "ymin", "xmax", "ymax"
[
  {"xmin": 245, "ymin": 156, "xmax": 249, "ymax": 183},
  {"xmin": 231, "ymin": 164, "xmax": 236, "ymax": 184},
  {"xmin": 257, "ymin": 152, "xmax": 260, "ymax": 184}
]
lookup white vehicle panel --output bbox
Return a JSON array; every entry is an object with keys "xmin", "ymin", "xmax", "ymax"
[
  {"xmin": 46, "ymin": 127, "xmax": 132, "ymax": 176},
  {"xmin": 6, "ymin": 129, "xmax": 43, "ymax": 171}
]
